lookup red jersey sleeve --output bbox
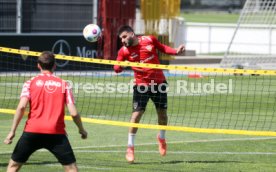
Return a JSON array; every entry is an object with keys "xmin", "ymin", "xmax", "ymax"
[
  {"xmin": 114, "ymin": 48, "xmax": 125, "ymax": 73},
  {"xmin": 65, "ymin": 82, "xmax": 75, "ymax": 104},
  {"xmin": 116, "ymin": 48, "xmax": 126, "ymax": 61},
  {"xmin": 20, "ymin": 80, "xmax": 31, "ymax": 99},
  {"xmin": 150, "ymin": 35, "xmax": 177, "ymax": 55}
]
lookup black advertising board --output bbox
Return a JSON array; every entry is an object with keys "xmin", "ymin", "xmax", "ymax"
[{"xmin": 0, "ymin": 34, "xmax": 110, "ymax": 71}]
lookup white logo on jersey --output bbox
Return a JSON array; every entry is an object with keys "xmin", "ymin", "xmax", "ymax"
[
  {"xmin": 44, "ymin": 80, "xmax": 61, "ymax": 93},
  {"xmin": 36, "ymin": 80, "xmax": 44, "ymax": 87},
  {"xmin": 141, "ymin": 36, "xmax": 152, "ymax": 42},
  {"xmin": 133, "ymin": 102, "xmax": 138, "ymax": 110},
  {"xmin": 140, "ymin": 55, "xmax": 154, "ymax": 63},
  {"xmin": 45, "ymin": 80, "xmax": 61, "ymax": 87},
  {"xmin": 145, "ymin": 45, "xmax": 153, "ymax": 52},
  {"xmin": 130, "ymin": 52, "xmax": 138, "ymax": 59}
]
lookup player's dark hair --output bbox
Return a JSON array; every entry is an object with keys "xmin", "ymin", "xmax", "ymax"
[
  {"xmin": 38, "ymin": 51, "xmax": 55, "ymax": 70},
  {"xmin": 118, "ymin": 25, "xmax": 134, "ymax": 36}
]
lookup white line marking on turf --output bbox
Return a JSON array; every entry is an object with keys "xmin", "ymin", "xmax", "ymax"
[
  {"xmin": 1, "ymin": 150, "xmax": 276, "ymax": 156},
  {"xmin": 1, "ymin": 137, "xmax": 276, "ymax": 156},
  {"xmin": 73, "ymin": 150, "xmax": 276, "ymax": 155},
  {"xmin": 72, "ymin": 136, "xmax": 276, "ymax": 149},
  {"xmin": 44, "ymin": 164, "xmax": 112, "ymax": 170}
]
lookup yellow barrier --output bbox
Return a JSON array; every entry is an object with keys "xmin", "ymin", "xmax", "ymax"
[
  {"xmin": 1, "ymin": 46, "xmax": 276, "ymax": 75},
  {"xmin": 1, "ymin": 108, "xmax": 276, "ymax": 136}
]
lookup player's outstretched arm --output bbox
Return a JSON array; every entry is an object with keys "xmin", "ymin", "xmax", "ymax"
[
  {"xmin": 114, "ymin": 65, "xmax": 123, "ymax": 73},
  {"xmin": 151, "ymin": 35, "xmax": 185, "ymax": 55},
  {"xmin": 114, "ymin": 49, "xmax": 125, "ymax": 73},
  {"xmin": 4, "ymin": 97, "xmax": 28, "ymax": 144},
  {"xmin": 67, "ymin": 103, "xmax": 88, "ymax": 139},
  {"xmin": 176, "ymin": 44, "xmax": 186, "ymax": 55}
]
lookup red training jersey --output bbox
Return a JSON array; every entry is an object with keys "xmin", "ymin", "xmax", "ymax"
[
  {"xmin": 116, "ymin": 35, "xmax": 177, "ymax": 85},
  {"xmin": 20, "ymin": 72, "xmax": 74, "ymax": 134}
]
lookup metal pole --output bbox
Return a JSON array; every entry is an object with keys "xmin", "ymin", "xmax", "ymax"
[
  {"xmin": 16, "ymin": 0, "xmax": 22, "ymax": 34},
  {"xmin": 269, "ymin": 27, "xmax": 272, "ymax": 55},
  {"xmin": 93, "ymin": 0, "xmax": 98, "ymax": 24},
  {"xmin": 208, "ymin": 25, "xmax": 211, "ymax": 53},
  {"xmin": 224, "ymin": 0, "xmax": 250, "ymax": 59}
]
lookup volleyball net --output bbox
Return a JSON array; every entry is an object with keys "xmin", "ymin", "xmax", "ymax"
[{"xmin": 0, "ymin": 47, "xmax": 276, "ymax": 136}]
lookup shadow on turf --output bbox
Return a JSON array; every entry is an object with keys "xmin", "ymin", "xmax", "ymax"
[
  {"xmin": 25, "ymin": 161, "xmax": 58, "ymax": 166},
  {"xmin": 134, "ymin": 160, "xmax": 184, "ymax": 165},
  {"xmin": 183, "ymin": 160, "xmax": 244, "ymax": 164},
  {"xmin": 0, "ymin": 161, "xmax": 58, "ymax": 167},
  {"xmin": 133, "ymin": 160, "xmax": 244, "ymax": 165},
  {"xmin": 0, "ymin": 163, "xmax": 8, "ymax": 167}
]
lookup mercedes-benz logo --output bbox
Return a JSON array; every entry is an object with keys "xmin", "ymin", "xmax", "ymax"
[{"xmin": 52, "ymin": 40, "xmax": 71, "ymax": 67}]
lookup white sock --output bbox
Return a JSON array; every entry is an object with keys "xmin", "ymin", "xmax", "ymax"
[
  {"xmin": 159, "ymin": 130, "xmax": 166, "ymax": 139},
  {"xmin": 128, "ymin": 133, "xmax": 135, "ymax": 147}
]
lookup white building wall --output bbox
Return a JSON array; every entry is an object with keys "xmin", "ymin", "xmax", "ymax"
[{"xmin": 185, "ymin": 22, "xmax": 276, "ymax": 55}]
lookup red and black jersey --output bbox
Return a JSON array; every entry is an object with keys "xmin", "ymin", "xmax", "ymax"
[
  {"xmin": 21, "ymin": 73, "xmax": 74, "ymax": 134},
  {"xmin": 115, "ymin": 35, "xmax": 177, "ymax": 85}
]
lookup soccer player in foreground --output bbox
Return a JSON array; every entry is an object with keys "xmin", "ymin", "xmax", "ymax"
[
  {"xmin": 114, "ymin": 25, "xmax": 185, "ymax": 163},
  {"xmin": 4, "ymin": 51, "xmax": 88, "ymax": 172}
]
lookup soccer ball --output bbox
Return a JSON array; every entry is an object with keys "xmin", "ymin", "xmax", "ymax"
[{"xmin": 83, "ymin": 24, "xmax": 102, "ymax": 42}]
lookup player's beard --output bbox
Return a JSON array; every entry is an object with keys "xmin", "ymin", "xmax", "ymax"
[{"xmin": 125, "ymin": 37, "xmax": 134, "ymax": 47}]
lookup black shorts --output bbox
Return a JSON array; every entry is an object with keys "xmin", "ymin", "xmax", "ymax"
[
  {"xmin": 133, "ymin": 82, "xmax": 168, "ymax": 112},
  {"xmin": 11, "ymin": 132, "xmax": 76, "ymax": 165}
]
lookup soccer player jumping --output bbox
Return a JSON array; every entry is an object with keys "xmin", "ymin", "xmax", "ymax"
[{"xmin": 114, "ymin": 25, "xmax": 185, "ymax": 163}]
